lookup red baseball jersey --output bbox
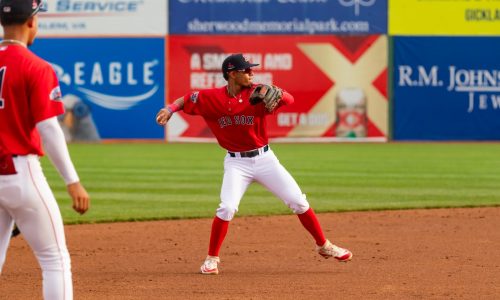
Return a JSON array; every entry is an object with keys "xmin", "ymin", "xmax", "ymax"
[
  {"xmin": 183, "ymin": 85, "xmax": 293, "ymax": 152},
  {"xmin": 0, "ymin": 44, "xmax": 64, "ymax": 156}
]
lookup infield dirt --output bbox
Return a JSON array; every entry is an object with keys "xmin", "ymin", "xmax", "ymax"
[{"xmin": 1, "ymin": 207, "xmax": 499, "ymax": 299}]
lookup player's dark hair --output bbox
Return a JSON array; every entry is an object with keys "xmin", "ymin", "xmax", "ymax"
[{"xmin": 0, "ymin": 15, "xmax": 29, "ymax": 26}]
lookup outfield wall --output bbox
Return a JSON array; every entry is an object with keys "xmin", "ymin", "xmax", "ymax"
[
  {"xmin": 393, "ymin": 37, "xmax": 500, "ymax": 141},
  {"xmin": 168, "ymin": 0, "xmax": 387, "ymax": 35},
  {"xmin": 167, "ymin": 35, "xmax": 388, "ymax": 141},
  {"xmin": 390, "ymin": 0, "xmax": 500, "ymax": 141},
  {"xmin": 1, "ymin": 0, "xmax": 498, "ymax": 141},
  {"xmin": 389, "ymin": 0, "xmax": 500, "ymax": 36},
  {"xmin": 29, "ymin": 37, "xmax": 166, "ymax": 140}
]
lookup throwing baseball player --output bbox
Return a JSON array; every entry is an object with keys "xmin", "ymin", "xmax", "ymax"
[
  {"xmin": 156, "ymin": 53, "xmax": 352, "ymax": 275},
  {"xmin": 0, "ymin": 1, "xmax": 90, "ymax": 299}
]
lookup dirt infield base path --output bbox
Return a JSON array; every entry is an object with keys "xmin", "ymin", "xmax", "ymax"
[{"xmin": 1, "ymin": 207, "xmax": 499, "ymax": 299}]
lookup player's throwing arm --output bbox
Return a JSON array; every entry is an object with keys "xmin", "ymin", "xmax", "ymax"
[{"xmin": 156, "ymin": 97, "xmax": 184, "ymax": 126}]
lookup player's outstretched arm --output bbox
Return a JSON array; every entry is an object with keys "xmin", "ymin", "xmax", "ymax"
[
  {"xmin": 36, "ymin": 117, "xmax": 90, "ymax": 214},
  {"xmin": 156, "ymin": 97, "xmax": 184, "ymax": 126}
]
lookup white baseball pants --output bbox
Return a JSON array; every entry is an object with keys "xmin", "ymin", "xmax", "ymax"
[
  {"xmin": 0, "ymin": 155, "xmax": 72, "ymax": 300},
  {"xmin": 217, "ymin": 148, "xmax": 310, "ymax": 221}
]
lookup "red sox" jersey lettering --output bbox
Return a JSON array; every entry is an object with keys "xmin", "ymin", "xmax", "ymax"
[{"xmin": 218, "ymin": 115, "xmax": 255, "ymax": 128}]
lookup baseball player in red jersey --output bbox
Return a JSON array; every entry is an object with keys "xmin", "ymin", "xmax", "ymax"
[
  {"xmin": 156, "ymin": 53, "xmax": 352, "ymax": 275},
  {"xmin": 0, "ymin": 0, "xmax": 90, "ymax": 299}
]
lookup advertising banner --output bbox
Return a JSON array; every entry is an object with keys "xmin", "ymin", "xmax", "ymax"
[
  {"xmin": 37, "ymin": 0, "xmax": 167, "ymax": 36},
  {"xmin": 169, "ymin": 0, "xmax": 387, "ymax": 35},
  {"xmin": 168, "ymin": 35, "xmax": 388, "ymax": 142},
  {"xmin": 390, "ymin": 0, "xmax": 500, "ymax": 35},
  {"xmin": 393, "ymin": 37, "xmax": 500, "ymax": 140},
  {"xmin": 30, "ymin": 38, "xmax": 165, "ymax": 140}
]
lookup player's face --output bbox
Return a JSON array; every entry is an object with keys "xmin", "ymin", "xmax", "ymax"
[{"xmin": 233, "ymin": 68, "xmax": 254, "ymax": 88}]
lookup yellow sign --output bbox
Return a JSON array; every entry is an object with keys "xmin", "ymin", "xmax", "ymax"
[{"xmin": 390, "ymin": 0, "xmax": 500, "ymax": 35}]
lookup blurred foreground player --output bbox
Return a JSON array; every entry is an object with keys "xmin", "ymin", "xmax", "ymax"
[{"xmin": 0, "ymin": 1, "xmax": 90, "ymax": 299}]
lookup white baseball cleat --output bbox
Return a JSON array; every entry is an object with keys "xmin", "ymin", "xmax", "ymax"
[
  {"xmin": 200, "ymin": 256, "xmax": 220, "ymax": 275},
  {"xmin": 316, "ymin": 240, "xmax": 353, "ymax": 262}
]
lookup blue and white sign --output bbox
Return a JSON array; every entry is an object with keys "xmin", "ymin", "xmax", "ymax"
[
  {"xmin": 169, "ymin": 0, "xmax": 387, "ymax": 34},
  {"xmin": 393, "ymin": 37, "xmax": 500, "ymax": 141},
  {"xmin": 31, "ymin": 38, "xmax": 165, "ymax": 139},
  {"xmin": 38, "ymin": 0, "xmax": 167, "ymax": 36}
]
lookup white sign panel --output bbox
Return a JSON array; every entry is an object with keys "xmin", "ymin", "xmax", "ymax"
[{"xmin": 38, "ymin": 0, "xmax": 167, "ymax": 36}]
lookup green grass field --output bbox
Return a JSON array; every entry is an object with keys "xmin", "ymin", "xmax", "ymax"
[{"xmin": 42, "ymin": 143, "xmax": 500, "ymax": 224}]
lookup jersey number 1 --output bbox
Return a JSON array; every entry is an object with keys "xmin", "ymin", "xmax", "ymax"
[{"xmin": 0, "ymin": 67, "xmax": 5, "ymax": 109}]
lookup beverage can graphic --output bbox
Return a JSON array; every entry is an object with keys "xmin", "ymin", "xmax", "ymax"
[{"xmin": 335, "ymin": 88, "xmax": 367, "ymax": 138}]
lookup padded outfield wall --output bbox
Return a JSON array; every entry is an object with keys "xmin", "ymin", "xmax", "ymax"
[
  {"xmin": 6, "ymin": 0, "xmax": 388, "ymax": 142},
  {"xmin": 167, "ymin": 36, "xmax": 388, "ymax": 142},
  {"xmin": 2, "ymin": 0, "xmax": 497, "ymax": 141},
  {"xmin": 10, "ymin": 0, "xmax": 168, "ymax": 141},
  {"xmin": 167, "ymin": 0, "xmax": 389, "ymax": 142},
  {"xmin": 390, "ymin": 0, "xmax": 500, "ymax": 141}
]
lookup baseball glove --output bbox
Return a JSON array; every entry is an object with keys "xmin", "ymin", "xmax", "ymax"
[{"xmin": 249, "ymin": 84, "xmax": 283, "ymax": 112}]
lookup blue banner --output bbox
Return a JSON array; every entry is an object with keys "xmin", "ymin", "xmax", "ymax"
[
  {"xmin": 393, "ymin": 37, "xmax": 500, "ymax": 141},
  {"xmin": 31, "ymin": 38, "xmax": 165, "ymax": 140},
  {"xmin": 169, "ymin": 0, "xmax": 387, "ymax": 34}
]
